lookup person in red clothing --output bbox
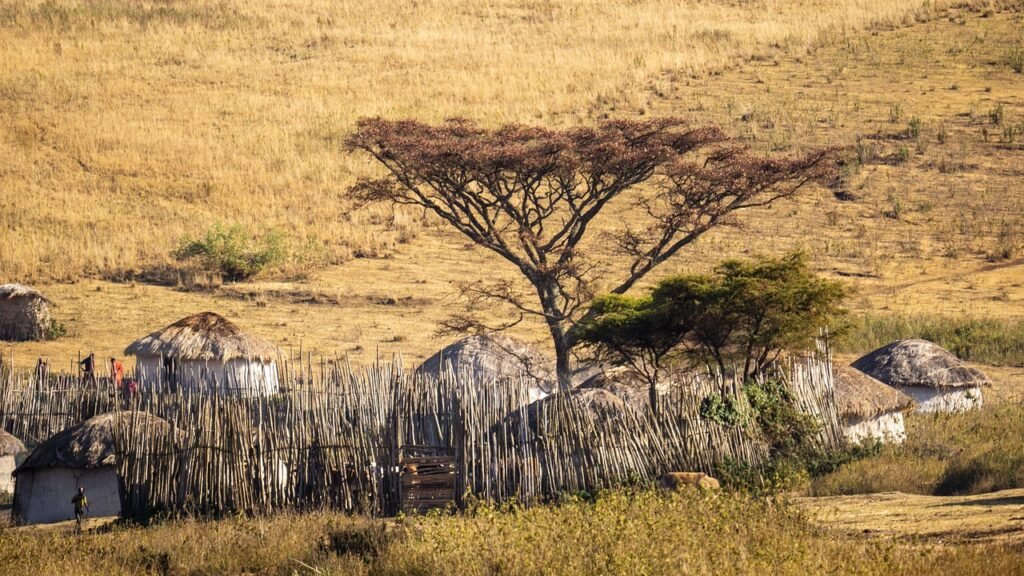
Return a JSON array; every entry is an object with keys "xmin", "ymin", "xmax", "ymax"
[{"xmin": 110, "ymin": 357, "xmax": 125, "ymax": 389}]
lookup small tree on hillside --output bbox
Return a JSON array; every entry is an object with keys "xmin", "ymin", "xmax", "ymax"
[
  {"xmin": 575, "ymin": 294, "xmax": 692, "ymax": 416},
  {"xmin": 656, "ymin": 253, "xmax": 848, "ymax": 380},
  {"xmin": 348, "ymin": 118, "xmax": 838, "ymax": 389},
  {"xmin": 580, "ymin": 253, "xmax": 847, "ymax": 394}
]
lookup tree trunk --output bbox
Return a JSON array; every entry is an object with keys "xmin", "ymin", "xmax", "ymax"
[
  {"xmin": 551, "ymin": 327, "xmax": 574, "ymax": 391},
  {"xmin": 648, "ymin": 380, "xmax": 659, "ymax": 418}
]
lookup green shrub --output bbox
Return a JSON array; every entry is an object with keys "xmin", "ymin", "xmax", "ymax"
[
  {"xmin": 989, "ymin": 103, "xmax": 1004, "ymax": 125},
  {"xmin": 43, "ymin": 319, "xmax": 67, "ymax": 340},
  {"xmin": 173, "ymin": 222, "xmax": 286, "ymax": 281},
  {"xmin": 746, "ymin": 379, "xmax": 821, "ymax": 459},
  {"xmin": 907, "ymin": 116, "xmax": 922, "ymax": 139},
  {"xmin": 699, "ymin": 392, "xmax": 744, "ymax": 426}
]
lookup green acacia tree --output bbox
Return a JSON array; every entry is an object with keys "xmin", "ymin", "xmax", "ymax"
[
  {"xmin": 678, "ymin": 253, "xmax": 848, "ymax": 380},
  {"xmin": 578, "ymin": 253, "xmax": 848, "ymax": 403},
  {"xmin": 576, "ymin": 294, "xmax": 692, "ymax": 416}
]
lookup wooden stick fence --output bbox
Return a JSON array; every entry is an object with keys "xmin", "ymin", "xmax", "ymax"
[{"xmin": 0, "ymin": 349, "xmax": 840, "ymax": 518}]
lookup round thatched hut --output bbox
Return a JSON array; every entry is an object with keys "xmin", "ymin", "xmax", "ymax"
[
  {"xmin": 500, "ymin": 387, "xmax": 640, "ymax": 438},
  {"xmin": 0, "ymin": 429, "xmax": 26, "ymax": 494},
  {"xmin": 577, "ymin": 366, "xmax": 677, "ymax": 411},
  {"xmin": 833, "ymin": 365, "xmax": 915, "ymax": 444},
  {"xmin": 851, "ymin": 339, "xmax": 990, "ymax": 413},
  {"xmin": 0, "ymin": 284, "xmax": 53, "ymax": 341},
  {"xmin": 417, "ymin": 334, "xmax": 557, "ymax": 402},
  {"xmin": 12, "ymin": 412, "xmax": 170, "ymax": 525},
  {"xmin": 125, "ymin": 312, "xmax": 280, "ymax": 395}
]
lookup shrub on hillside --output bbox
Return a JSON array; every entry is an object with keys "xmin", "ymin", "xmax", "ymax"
[{"xmin": 173, "ymin": 223, "xmax": 286, "ymax": 281}]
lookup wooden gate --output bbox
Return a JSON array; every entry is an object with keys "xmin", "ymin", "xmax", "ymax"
[{"xmin": 398, "ymin": 445, "xmax": 457, "ymax": 513}]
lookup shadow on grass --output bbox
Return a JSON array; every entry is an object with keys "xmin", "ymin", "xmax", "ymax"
[{"xmin": 940, "ymin": 494, "xmax": 1024, "ymax": 508}]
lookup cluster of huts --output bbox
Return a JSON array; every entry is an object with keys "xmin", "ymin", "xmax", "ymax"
[
  {"xmin": 0, "ymin": 290, "xmax": 996, "ymax": 525},
  {"xmin": 1, "ymin": 309, "xmax": 281, "ymax": 524}
]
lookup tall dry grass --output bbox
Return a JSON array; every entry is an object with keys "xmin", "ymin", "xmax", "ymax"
[
  {"xmin": 810, "ymin": 402, "xmax": 1024, "ymax": 496},
  {"xmin": 2, "ymin": 490, "xmax": 1023, "ymax": 575},
  {"xmin": 0, "ymin": 0, "xmax": 982, "ymax": 282}
]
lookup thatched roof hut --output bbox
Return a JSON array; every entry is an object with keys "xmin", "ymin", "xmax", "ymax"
[
  {"xmin": 833, "ymin": 365, "xmax": 914, "ymax": 444},
  {"xmin": 16, "ymin": 412, "xmax": 171, "ymax": 472},
  {"xmin": 502, "ymin": 388, "xmax": 640, "ymax": 436},
  {"xmin": 577, "ymin": 366, "xmax": 658, "ymax": 411},
  {"xmin": 0, "ymin": 429, "xmax": 26, "ymax": 493},
  {"xmin": 125, "ymin": 311, "xmax": 277, "ymax": 362},
  {"xmin": 125, "ymin": 312, "xmax": 280, "ymax": 395},
  {"xmin": 417, "ymin": 334, "xmax": 557, "ymax": 401},
  {"xmin": 851, "ymin": 339, "xmax": 992, "ymax": 389},
  {"xmin": 833, "ymin": 365, "xmax": 915, "ymax": 422},
  {"xmin": 13, "ymin": 412, "xmax": 173, "ymax": 524},
  {"xmin": 0, "ymin": 283, "xmax": 53, "ymax": 341},
  {"xmin": 0, "ymin": 429, "xmax": 25, "ymax": 458},
  {"xmin": 851, "ymin": 339, "xmax": 990, "ymax": 413}
]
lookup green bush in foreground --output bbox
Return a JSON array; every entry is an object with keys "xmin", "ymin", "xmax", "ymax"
[{"xmin": 3, "ymin": 490, "xmax": 1023, "ymax": 576}]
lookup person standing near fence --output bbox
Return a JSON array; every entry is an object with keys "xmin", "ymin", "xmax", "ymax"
[
  {"xmin": 110, "ymin": 357, "xmax": 125, "ymax": 390},
  {"xmin": 35, "ymin": 357, "xmax": 49, "ymax": 385},
  {"xmin": 80, "ymin": 353, "xmax": 97, "ymax": 386}
]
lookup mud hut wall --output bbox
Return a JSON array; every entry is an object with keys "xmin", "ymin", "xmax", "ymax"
[
  {"xmin": 842, "ymin": 411, "xmax": 906, "ymax": 445},
  {"xmin": 136, "ymin": 356, "xmax": 279, "ymax": 395},
  {"xmin": 0, "ymin": 454, "xmax": 15, "ymax": 493},
  {"xmin": 14, "ymin": 466, "xmax": 121, "ymax": 524},
  {"xmin": 903, "ymin": 386, "xmax": 982, "ymax": 413}
]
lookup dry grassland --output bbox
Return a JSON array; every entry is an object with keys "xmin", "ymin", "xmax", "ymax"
[
  {"xmin": 1, "ymin": 1, "xmax": 1023, "ymax": 369},
  {"xmin": 4, "ymin": 490, "xmax": 1024, "ymax": 575},
  {"xmin": 0, "ymin": 0, "xmax": 967, "ymax": 283}
]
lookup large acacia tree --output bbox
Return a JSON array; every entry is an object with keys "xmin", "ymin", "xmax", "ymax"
[{"xmin": 348, "ymin": 118, "xmax": 837, "ymax": 389}]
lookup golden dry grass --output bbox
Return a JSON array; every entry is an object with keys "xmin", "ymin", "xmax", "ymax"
[
  {"xmin": 0, "ymin": 0, "xmax": 1007, "ymax": 282},
  {"xmin": 800, "ymin": 488, "xmax": 1024, "ymax": 544},
  {"xmin": 2, "ymin": 2, "xmax": 1024, "ymax": 370},
  {"xmin": 4, "ymin": 490, "xmax": 1024, "ymax": 575}
]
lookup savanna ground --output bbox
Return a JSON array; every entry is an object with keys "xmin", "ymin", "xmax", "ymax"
[
  {"xmin": 1, "ymin": 0, "xmax": 1022, "ymax": 369},
  {"xmin": 2, "ymin": 0, "xmax": 1024, "ymax": 572}
]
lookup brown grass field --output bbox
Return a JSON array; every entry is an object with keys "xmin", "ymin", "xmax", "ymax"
[
  {"xmin": 2, "ymin": 2, "xmax": 1024, "ymax": 571},
  {"xmin": 2, "ymin": 0, "xmax": 1022, "ymax": 370}
]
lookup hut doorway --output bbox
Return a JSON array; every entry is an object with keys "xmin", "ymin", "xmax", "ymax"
[{"xmin": 162, "ymin": 356, "xmax": 177, "ymax": 391}]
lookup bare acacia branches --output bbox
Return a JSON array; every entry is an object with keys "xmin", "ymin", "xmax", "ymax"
[
  {"xmin": 347, "ymin": 117, "xmax": 839, "ymax": 387},
  {"xmin": 611, "ymin": 147, "xmax": 838, "ymax": 295}
]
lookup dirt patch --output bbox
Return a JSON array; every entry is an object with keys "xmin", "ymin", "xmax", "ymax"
[{"xmin": 798, "ymin": 488, "xmax": 1024, "ymax": 544}]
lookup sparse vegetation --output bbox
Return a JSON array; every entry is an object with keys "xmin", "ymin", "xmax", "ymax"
[
  {"xmin": 811, "ymin": 403, "xmax": 1024, "ymax": 496},
  {"xmin": 173, "ymin": 223, "xmax": 287, "ymax": 282},
  {"xmin": 838, "ymin": 313, "xmax": 1024, "ymax": 366},
  {"xmin": 3, "ymin": 490, "xmax": 1024, "ymax": 575},
  {"xmin": 1005, "ymin": 42, "xmax": 1024, "ymax": 73}
]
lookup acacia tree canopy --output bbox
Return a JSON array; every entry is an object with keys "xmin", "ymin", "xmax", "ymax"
[
  {"xmin": 347, "ymin": 117, "xmax": 838, "ymax": 389},
  {"xmin": 575, "ymin": 293, "xmax": 693, "ymax": 415},
  {"xmin": 581, "ymin": 253, "xmax": 848, "ymax": 389}
]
